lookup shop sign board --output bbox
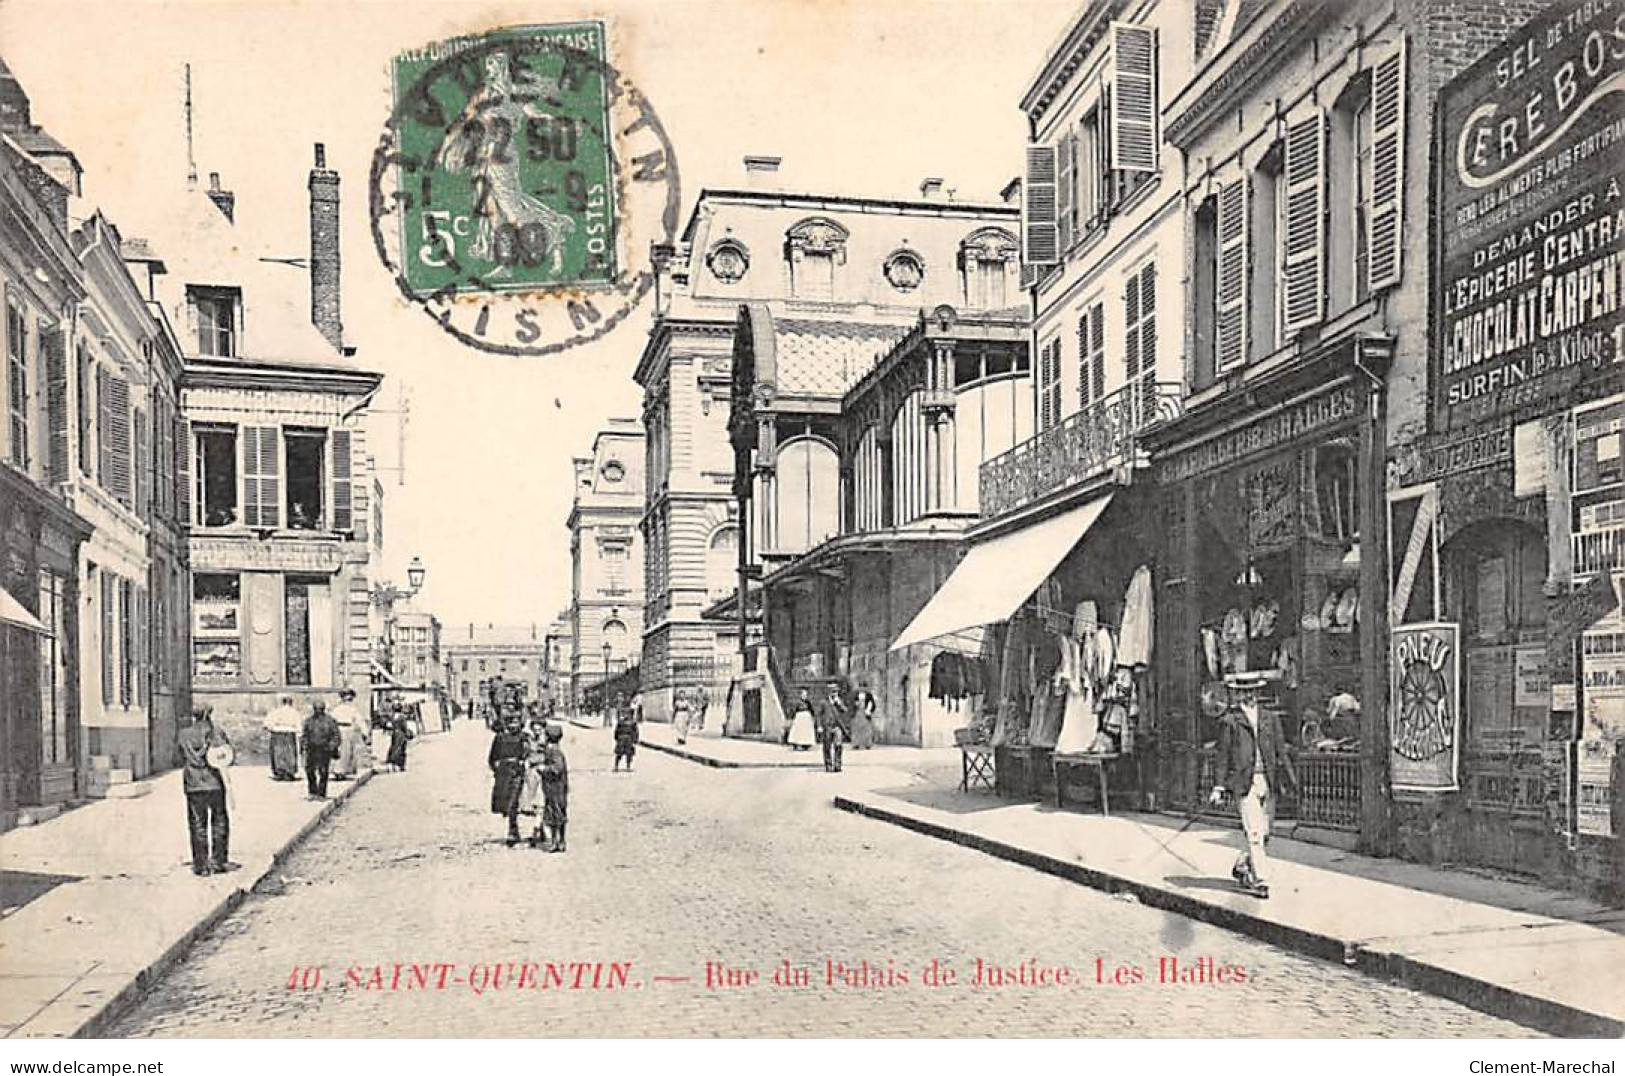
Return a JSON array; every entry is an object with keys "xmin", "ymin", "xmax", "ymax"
[
  {"xmin": 1160, "ymin": 385, "xmax": 1358, "ymax": 483},
  {"xmin": 1514, "ymin": 644, "xmax": 1550, "ymax": 707},
  {"xmin": 1391, "ymin": 622, "xmax": 1463, "ymax": 791},
  {"xmin": 1546, "ymin": 569, "xmax": 1620, "ymax": 675},
  {"xmin": 1433, "ymin": 1, "xmax": 1625, "ymax": 432},
  {"xmin": 1576, "ymin": 735, "xmax": 1614, "ymax": 837}
]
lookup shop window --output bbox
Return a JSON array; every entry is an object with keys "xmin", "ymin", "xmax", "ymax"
[
  {"xmin": 195, "ymin": 426, "xmax": 239, "ymax": 527},
  {"xmin": 6, "ymin": 297, "xmax": 26, "ymax": 469},
  {"xmin": 1312, "ymin": 440, "xmax": 1360, "ymax": 545},
  {"xmin": 1191, "ymin": 196, "xmax": 1218, "ymax": 388},
  {"xmin": 37, "ymin": 570, "xmax": 68, "ymax": 766},
  {"xmin": 192, "ymin": 572, "xmax": 242, "ymax": 684},
  {"xmin": 188, "ymin": 285, "xmax": 240, "ymax": 357},
  {"xmin": 284, "ymin": 427, "xmax": 326, "ymax": 530}
]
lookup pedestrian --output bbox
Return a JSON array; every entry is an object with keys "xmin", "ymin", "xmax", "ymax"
[
  {"xmin": 301, "ymin": 700, "xmax": 341, "ymax": 799},
  {"xmin": 612, "ymin": 693, "xmax": 639, "ymax": 772},
  {"xmin": 673, "ymin": 688, "xmax": 693, "ymax": 745},
  {"xmin": 851, "ymin": 680, "xmax": 877, "ymax": 749},
  {"xmin": 330, "ymin": 688, "xmax": 366, "ymax": 779},
  {"xmin": 177, "ymin": 705, "xmax": 234, "ymax": 876},
  {"xmin": 538, "ymin": 724, "xmax": 569, "ymax": 852},
  {"xmin": 263, "ymin": 695, "xmax": 301, "ymax": 781},
  {"xmin": 817, "ymin": 685, "xmax": 847, "ymax": 772},
  {"xmin": 1209, "ymin": 671, "xmax": 1299, "ymax": 900},
  {"xmin": 489, "ymin": 714, "xmax": 528, "ymax": 846},
  {"xmin": 786, "ymin": 688, "xmax": 817, "ymax": 752},
  {"xmin": 387, "ymin": 709, "xmax": 415, "ymax": 771},
  {"xmin": 694, "ymin": 686, "xmax": 710, "ymax": 733}
]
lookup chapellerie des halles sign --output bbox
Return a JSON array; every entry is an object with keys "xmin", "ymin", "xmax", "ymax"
[{"xmin": 1435, "ymin": 0, "xmax": 1625, "ymax": 432}]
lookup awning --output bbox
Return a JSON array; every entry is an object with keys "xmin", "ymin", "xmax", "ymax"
[
  {"xmin": 889, "ymin": 493, "xmax": 1114, "ymax": 651},
  {"xmin": 0, "ymin": 588, "xmax": 49, "ymax": 635},
  {"xmin": 369, "ymin": 660, "xmax": 406, "ymax": 688}
]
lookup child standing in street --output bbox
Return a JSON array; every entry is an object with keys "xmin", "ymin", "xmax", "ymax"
[{"xmin": 540, "ymin": 725, "xmax": 569, "ymax": 852}]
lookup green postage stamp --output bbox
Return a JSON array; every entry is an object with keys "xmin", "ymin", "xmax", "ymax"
[{"xmin": 390, "ymin": 22, "xmax": 618, "ymax": 296}]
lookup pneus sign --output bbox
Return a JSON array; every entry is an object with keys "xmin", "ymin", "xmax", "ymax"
[{"xmin": 1435, "ymin": 0, "xmax": 1624, "ymax": 431}]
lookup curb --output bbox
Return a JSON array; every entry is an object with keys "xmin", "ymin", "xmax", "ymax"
[
  {"xmin": 66, "ymin": 769, "xmax": 375, "ymax": 1039},
  {"xmin": 833, "ymin": 793, "xmax": 1622, "ymax": 1039},
  {"xmin": 639, "ymin": 738, "xmax": 821, "ymax": 770}
]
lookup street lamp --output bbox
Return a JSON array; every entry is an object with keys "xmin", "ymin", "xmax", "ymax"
[
  {"xmin": 602, "ymin": 640, "xmax": 613, "ymax": 681},
  {"xmin": 407, "ymin": 555, "xmax": 426, "ymax": 593}
]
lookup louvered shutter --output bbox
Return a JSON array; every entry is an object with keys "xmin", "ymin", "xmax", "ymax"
[
  {"xmin": 1076, "ymin": 314, "xmax": 1089, "ymax": 408},
  {"xmin": 243, "ymin": 426, "xmax": 280, "ymax": 528},
  {"xmin": 1368, "ymin": 39, "xmax": 1406, "ymax": 292},
  {"xmin": 1057, "ymin": 134, "xmax": 1075, "ymax": 253},
  {"xmin": 1038, "ymin": 341, "xmax": 1052, "ymax": 430},
  {"xmin": 177, "ymin": 417, "xmax": 192, "ymax": 526},
  {"xmin": 1215, "ymin": 176, "xmax": 1249, "ymax": 371},
  {"xmin": 1109, "ymin": 23, "xmax": 1158, "ymax": 173},
  {"xmin": 106, "ymin": 376, "xmax": 132, "ymax": 507},
  {"xmin": 331, "ymin": 428, "xmax": 353, "ymax": 532},
  {"xmin": 1137, "ymin": 263, "xmax": 1157, "ymax": 399},
  {"xmin": 44, "ymin": 330, "xmax": 68, "ymax": 483},
  {"xmin": 1124, "ymin": 273, "xmax": 1141, "ymax": 402},
  {"xmin": 1023, "ymin": 145, "xmax": 1059, "ymax": 267},
  {"xmin": 133, "ymin": 408, "xmax": 148, "ymax": 518},
  {"xmin": 96, "ymin": 365, "xmax": 109, "ymax": 488},
  {"xmin": 101, "ymin": 570, "xmax": 114, "ymax": 704},
  {"xmin": 134, "ymin": 585, "xmax": 146, "ymax": 708},
  {"xmin": 1088, "ymin": 303, "xmax": 1105, "ymax": 405},
  {"xmin": 1282, "ymin": 108, "xmax": 1326, "ymax": 334}
]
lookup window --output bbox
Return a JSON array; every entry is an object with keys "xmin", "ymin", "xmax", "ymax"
[
  {"xmin": 1077, "ymin": 302, "xmax": 1105, "ymax": 409},
  {"xmin": 99, "ymin": 568, "xmax": 114, "ymax": 705},
  {"xmin": 785, "ymin": 218, "xmax": 848, "ymax": 301},
  {"xmin": 1037, "ymin": 336, "xmax": 1062, "ymax": 431},
  {"xmin": 188, "ymin": 285, "xmax": 240, "ymax": 357},
  {"xmin": 1123, "ymin": 262, "xmax": 1156, "ymax": 413},
  {"xmin": 462, "ymin": 659, "xmax": 469, "ymax": 672},
  {"xmin": 1251, "ymin": 149, "xmax": 1284, "ymax": 358},
  {"xmin": 284, "ymin": 427, "xmax": 326, "ymax": 529},
  {"xmin": 1077, "ymin": 107, "xmax": 1105, "ymax": 236},
  {"xmin": 1058, "ymin": 131, "xmax": 1077, "ymax": 251},
  {"xmin": 76, "ymin": 343, "xmax": 92, "ymax": 475},
  {"xmin": 196, "ymin": 426, "xmax": 239, "ymax": 527},
  {"xmin": 192, "ymin": 573, "xmax": 242, "ymax": 685},
  {"xmin": 708, "ymin": 524, "xmax": 739, "ymax": 600},
  {"xmin": 7, "ymin": 297, "xmax": 27, "ymax": 468},
  {"xmin": 479, "ymin": 659, "xmax": 487, "ymax": 672},
  {"xmin": 1351, "ymin": 95, "xmax": 1373, "ymax": 305},
  {"xmin": 1192, "ymin": 196, "xmax": 1218, "ymax": 387},
  {"xmin": 602, "ymin": 618, "xmax": 629, "ymax": 668},
  {"xmin": 37, "ymin": 570, "xmax": 67, "ymax": 766}
]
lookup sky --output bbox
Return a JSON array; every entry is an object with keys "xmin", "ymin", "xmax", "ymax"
[{"xmin": 0, "ymin": 0, "xmax": 1075, "ymax": 628}]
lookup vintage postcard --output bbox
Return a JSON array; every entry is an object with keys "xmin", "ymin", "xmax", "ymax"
[{"xmin": 0, "ymin": 0, "xmax": 1621, "ymax": 1052}]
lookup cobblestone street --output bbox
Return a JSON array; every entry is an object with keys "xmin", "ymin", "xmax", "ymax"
[{"xmin": 111, "ymin": 723, "xmax": 1539, "ymax": 1037}]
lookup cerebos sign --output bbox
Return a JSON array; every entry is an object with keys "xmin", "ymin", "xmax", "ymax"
[{"xmin": 1435, "ymin": 0, "xmax": 1625, "ymax": 431}]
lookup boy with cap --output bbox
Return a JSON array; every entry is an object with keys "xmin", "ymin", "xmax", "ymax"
[
  {"xmin": 1209, "ymin": 671, "xmax": 1298, "ymax": 898},
  {"xmin": 538, "ymin": 725, "xmax": 569, "ymax": 852}
]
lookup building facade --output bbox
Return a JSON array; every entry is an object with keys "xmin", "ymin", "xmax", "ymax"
[
  {"xmin": 389, "ymin": 606, "xmax": 442, "ymax": 691},
  {"xmin": 567, "ymin": 418, "xmax": 644, "ymax": 714},
  {"xmin": 151, "ymin": 145, "xmax": 383, "ymax": 753},
  {"xmin": 541, "ymin": 610, "xmax": 572, "ymax": 713},
  {"xmin": 444, "ymin": 624, "xmax": 548, "ymax": 712},
  {"xmin": 636, "ymin": 164, "xmax": 1025, "ymax": 723}
]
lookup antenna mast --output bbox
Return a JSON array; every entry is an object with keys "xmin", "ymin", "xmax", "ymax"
[{"xmin": 184, "ymin": 63, "xmax": 197, "ymax": 187}]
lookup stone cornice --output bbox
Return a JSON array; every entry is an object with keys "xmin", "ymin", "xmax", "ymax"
[
  {"xmin": 183, "ymin": 356, "xmax": 383, "ymax": 396},
  {"xmin": 1020, "ymin": 0, "xmax": 1124, "ymax": 128},
  {"xmin": 1165, "ymin": 0, "xmax": 1332, "ymax": 150}
]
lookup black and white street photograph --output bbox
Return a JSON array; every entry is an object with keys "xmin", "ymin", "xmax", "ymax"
[{"xmin": 0, "ymin": 0, "xmax": 1621, "ymax": 1060}]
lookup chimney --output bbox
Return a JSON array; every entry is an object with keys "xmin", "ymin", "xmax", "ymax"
[
  {"xmin": 308, "ymin": 142, "xmax": 342, "ymax": 351},
  {"xmin": 206, "ymin": 172, "xmax": 235, "ymax": 223},
  {"xmin": 1000, "ymin": 177, "xmax": 1021, "ymax": 206},
  {"xmin": 742, "ymin": 155, "xmax": 781, "ymax": 189},
  {"xmin": 0, "ymin": 58, "xmax": 32, "ymax": 133},
  {"xmin": 919, "ymin": 177, "xmax": 945, "ymax": 200}
]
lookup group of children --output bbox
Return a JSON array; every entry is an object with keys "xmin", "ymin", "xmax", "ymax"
[{"xmin": 488, "ymin": 707, "xmax": 569, "ymax": 851}]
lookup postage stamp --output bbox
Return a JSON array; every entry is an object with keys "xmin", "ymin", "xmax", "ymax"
[{"xmin": 369, "ymin": 21, "xmax": 680, "ymax": 356}]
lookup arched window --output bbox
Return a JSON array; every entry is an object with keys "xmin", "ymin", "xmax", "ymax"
[
  {"xmin": 707, "ymin": 525, "xmax": 739, "ymax": 601},
  {"xmin": 602, "ymin": 618, "xmax": 629, "ymax": 672},
  {"xmin": 775, "ymin": 437, "xmax": 839, "ymax": 554}
]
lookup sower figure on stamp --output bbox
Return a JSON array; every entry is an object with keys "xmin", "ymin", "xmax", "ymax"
[
  {"xmin": 1209, "ymin": 671, "xmax": 1298, "ymax": 899},
  {"xmin": 538, "ymin": 725, "xmax": 569, "ymax": 852},
  {"xmin": 489, "ymin": 711, "xmax": 528, "ymax": 846},
  {"xmin": 177, "ymin": 705, "xmax": 234, "ymax": 876}
]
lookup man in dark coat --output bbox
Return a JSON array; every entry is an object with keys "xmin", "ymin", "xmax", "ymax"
[
  {"xmin": 1209, "ymin": 671, "xmax": 1298, "ymax": 898},
  {"xmin": 612, "ymin": 693, "xmax": 639, "ymax": 772},
  {"xmin": 301, "ymin": 700, "xmax": 341, "ymax": 799},
  {"xmin": 488, "ymin": 713, "xmax": 528, "ymax": 845},
  {"xmin": 177, "ymin": 705, "xmax": 233, "ymax": 876},
  {"xmin": 816, "ymin": 686, "xmax": 848, "ymax": 773}
]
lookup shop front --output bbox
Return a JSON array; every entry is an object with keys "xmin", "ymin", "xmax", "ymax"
[
  {"xmin": 892, "ymin": 482, "xmax": 1160, "ymax": 807},
  {"xmin": 1148, "ymin": 339, "xmax": 1391, "ymax": 847}
]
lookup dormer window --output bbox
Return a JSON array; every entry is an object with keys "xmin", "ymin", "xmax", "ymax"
[
  {"xmin": 785, "ymin": 218, "xmax": 849, "ymax": 301},
  {"xmin": 188, "ymin": 285, "xmax": 241, "ymax": 357},
  {"xmin": 959, "ymin": 228, "xmax": 1018, "ymax": 309}
]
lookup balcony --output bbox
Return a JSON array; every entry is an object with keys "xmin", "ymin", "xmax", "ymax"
[{"xmin": 978, "ymin": 381, "xmax": 1183, "ymax": 520}]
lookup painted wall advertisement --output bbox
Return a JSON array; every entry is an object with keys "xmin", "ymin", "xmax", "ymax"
[
  {"xmin": 1433, "ymin": 0, "xmax": 1625, "ymax": 431},
  {"xmin": 1391, "ymin": 622, "xmax": 1463, "ymax": 791}
]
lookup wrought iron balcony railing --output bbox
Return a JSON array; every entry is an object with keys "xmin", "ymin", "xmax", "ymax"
[{"xmin": 978, "ymin": 381, "xmax": 1183, "ymax": 519}]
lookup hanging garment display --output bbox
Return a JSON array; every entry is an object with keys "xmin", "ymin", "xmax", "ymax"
[
  {"xmin": 1092, "ymin": 625, "xmax": 1116, "ymax": 685},
  {"xmin": 1202, "ymin": 627, "xmax": 1221, "ymax": 679},
  {"xmin": 1117, "ymin": 564, "xmax": 1154, "ymax": 668},
  {"xmin": 1029, "ymin": 635, "xmax": 1070, "ymax": 748},
  {"xmin": 1052, "ymin": 650, "xmax": 1098, "ymax": 755}
]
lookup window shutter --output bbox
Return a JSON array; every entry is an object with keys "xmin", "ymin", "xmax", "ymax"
[
  {"xmin": 1282, "ymin": 107, "xmax": 1326, "ymax": 334},
  {"xmin": 1076, "ymin": 315, "xmax": 1089, "ymax": 408},
  {"xmin": 1109, "ymin": 23, "xmax": 1158, "ymax": 173},
  {"xmin": 76, "ymin": 343, "xmax": 91, "ymax": 474},
  {"xmin": 135, "ymin": 585, "xmax": 146, "ymax": 708},
  {"xmin": 1137, "ymin": 263, "xmax": 1157, "ymax": 389},
  {"xmin": 1368, "ymin": 39, "xmax": 1406, "ymax": 292},
  {"xmin": 44, "ymin": 330, "xmax": 68, "ymax": 484},
  {"xmin": 243, "ymin": 425, "xmax": 280, "ymax": 528},
  {"xmin": 1088, "ymin": 303, "xmax": 1105, "ymax": 405},
  {"xmin": 331, "ymin": 428, "xmax": 353, "ymax": 532},
  {"xmin": 1215, "ymin": 176, "xmax": 1249, "ymax": 371},
  {"xmin": 177, "ymin": 417, "xmax": 192, "ymax": 526},
  {"xmin": 101, "ymin": 570, "xmax": 114, "ymax": 705},
  {"xmin": 96, "ymin": 365, "xmax": 109, "ymax": 487},
  {"xmin": 1023, "ymin": 145, "xmax": 1059, "ymax": 267},
  {"xmin": 133, "ymin": 407, "xmax": 148, "ymax": 518},
  {"xmin": 1124, "ymin": 273, "xmax": 1140, "ymax": 394},
  {"xmin": 1057, "ymin": 134, "xmax": 1075, "ymax": 252},
  {"xmin": 106, "ymin": 375, "xmax": 132, "ymax": 507}
]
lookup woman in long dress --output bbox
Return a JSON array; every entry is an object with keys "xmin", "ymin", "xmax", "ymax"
[
  {"xmin": 673, "ymin": 691, "xmax": 693, "ymax": 745},
  {"xmin": 386, "ymin": 713, "xmax": 414, "ymax": 771},
  {"xmin": 850, "ymin": 682, "xmax": 877, "ymax": 749},
  {"xmin": 786, "ymin": 688, "xmax": 817, "ymax": 751}
]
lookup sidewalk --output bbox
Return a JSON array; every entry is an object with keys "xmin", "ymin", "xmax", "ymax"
[
  {"xmin": 637, "ymin": 722, "xmax": 963, "ymax": 773},
  {"xmin": 0, "ymin": 739, "xmax": 408, "ymax": 1038},
  {"xmin": 833, "ymin": 781, "xmax": 1625, "ymax": 1037}
]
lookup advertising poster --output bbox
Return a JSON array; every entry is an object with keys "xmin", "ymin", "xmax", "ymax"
[{"xmin": 1391, "ymin": 622, "xmax": 1463, "ymax": 791}]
